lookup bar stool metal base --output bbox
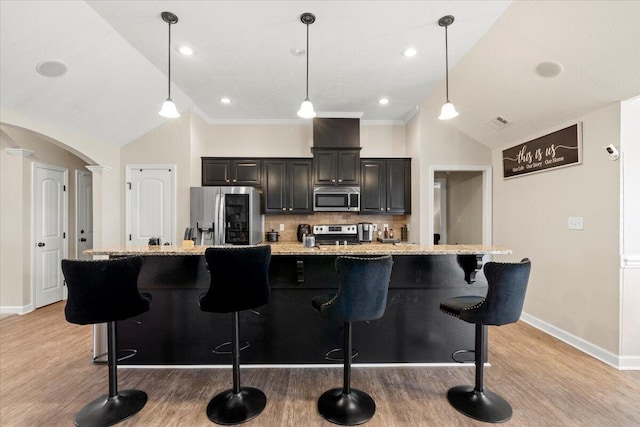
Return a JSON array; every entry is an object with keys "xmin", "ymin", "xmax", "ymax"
[
  {"xmin": 446, "ymin": 385, "xmax": 512, "ymax": 423},
  {"xmin": 206, "ymin": 387, "xmax": 266, "ymax": 425},
  {"xmin": 317, "ymin": 388, "xmax": 376, "ymax": 426},
  {"xmin": 74, "ymin": 389, "xmax": 147, "ymax": 427}
]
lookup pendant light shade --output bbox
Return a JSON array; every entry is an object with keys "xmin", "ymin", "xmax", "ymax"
[
  {"xmin": 438, "ymin": 15, "xmax": 458, "ymax": 120},
  {"xmin": 297, "ymin": 13, "xmax": 316, "ymax": 119},
  {"xmin": 159, "ymin": 11, "xmax": 180, "ymax": 118},
  {"xmin": 159, "ymin": 99, "xmax": 180, "ymax": 118},
  {"xmin": 439, "ymin": 102, "xmax": 458, "ymax": 120},
  {"xmin": 298, "ymin": 98, "xmax": 316, "ymax": 119}
]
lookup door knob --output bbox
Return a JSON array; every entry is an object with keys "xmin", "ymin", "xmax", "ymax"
[
  {"xmin": 80, "ymin": 238, "xmax": 87, "ymax": 242},
  {"xmin": 37, "ymin": 242, "xmax": 45, "ymax": 247}
]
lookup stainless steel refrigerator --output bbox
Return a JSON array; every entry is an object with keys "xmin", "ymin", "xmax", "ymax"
[{"xmin": 190, "ymin": 186, "xmax": 263, "ymax": 245}]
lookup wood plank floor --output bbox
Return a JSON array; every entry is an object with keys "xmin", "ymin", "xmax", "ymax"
[{"xmin": 1, "ymin": 302, "xmax": 639, "ymax": 426}]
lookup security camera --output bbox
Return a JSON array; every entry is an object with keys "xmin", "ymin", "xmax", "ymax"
[{"xmin": 605, "ymin": 144, "xmax": 619, "ymax": 161}]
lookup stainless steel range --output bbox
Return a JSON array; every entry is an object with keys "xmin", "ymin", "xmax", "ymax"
[{"xmin": 312, "ymin": 224, "xmax": 361, "ymax": 246}]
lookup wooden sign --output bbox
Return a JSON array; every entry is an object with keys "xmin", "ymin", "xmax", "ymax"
[{"xmin": 503, "ymin": 123, "xmax": 582, "ymax": 179}]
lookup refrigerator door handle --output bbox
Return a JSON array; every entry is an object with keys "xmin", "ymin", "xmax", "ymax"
[
  {"xmin": 218, "ymin": 193, "xmax": 225, "ymax": 245},
  {"xmin": 213, "ymin": 192, "xmax": 220, "ymax": 245}
]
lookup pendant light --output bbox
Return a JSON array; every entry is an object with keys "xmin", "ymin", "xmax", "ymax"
[
  {"xmin": 159, "ymin": 11, "xmax": 180, "ymax": 118},
  {"xmin": 297, "ymin": 13, "xmax": 316, "ymax": 119},
  {"xmin": 438, "ymin": 15, "xmax": 458, "ymax": 120}
]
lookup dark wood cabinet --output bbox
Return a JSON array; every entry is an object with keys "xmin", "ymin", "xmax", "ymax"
[
  {"xmin": 361, "ymin": 160, "xmax": 386, "ymax": 213},
  {"xmin": 202, "ymin": 158, "xmax": 261, "ymax": 186},
  {"xmin": 117, "ymin": 254, "xmax": 485, "ymax": 365},
  {"xmin": 263, "ymin": 159, "xmax": 313, "ymax": 214},
  {"xmin": 360, "ymin": 158, "xmax": 411, "ymax": 214},
  {"xmin": 312, "ymin": 149, "xmax": 360, "ymax": 186}
]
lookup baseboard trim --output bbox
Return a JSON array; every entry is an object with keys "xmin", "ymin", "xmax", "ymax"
[
  {"xmin": 618, "ymin": 356, "xmax": 640, "ymax": 370},
  {"xmin": 0, "ymin": 304, "xmax": 33, "ymax": 315},
  {"xmin": 521, "ymin": 312, "xmax": 640, "ymax": 370}
]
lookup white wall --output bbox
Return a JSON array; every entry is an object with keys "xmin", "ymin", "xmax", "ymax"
[
  {"xmin": 1, "ymin": 125, "xmax": 89, "ymax": 311},
  {"xmin": 122, "ymin": 112, "xmax": 408, "ymax": 243},
  {"xmin": 408, "ymin": 96, "xmax": 493, "ymax": 245},
  {"xmin": 120, "ymin": 113, "xmax": 192, "ymax": 245},
  {"xmin": 1, "ymin": 109, "xmax": 121, "ymax": 313},
  {"xmin": 493, "ymin": 103, "xmax": 621, "ymax": 356}
]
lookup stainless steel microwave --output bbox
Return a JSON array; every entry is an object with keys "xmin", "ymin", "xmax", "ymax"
[{"xmin": 313, "ymin": 186, "xmax": 360, "ymax": 212}]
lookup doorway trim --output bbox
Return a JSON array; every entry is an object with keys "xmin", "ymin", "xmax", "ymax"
[
  {"xmin": 434, "ymin": 178, "xmax": 447, "ymax": 244},
  {"xmin": 428, "ymin": 165, "xmax": 492, "ymax": 247}
]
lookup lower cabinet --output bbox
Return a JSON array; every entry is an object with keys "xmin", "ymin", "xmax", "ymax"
[
  {"xmin": 262, "ymin": 159, "xmax": 313, "ymax": 214},
  {"xmin": 360, "ymin": 158, "xmax": 411, "ymax": 214},
  {"xmin": 116, "ymin": 254, "xmax": 484, "ymax": 365}
]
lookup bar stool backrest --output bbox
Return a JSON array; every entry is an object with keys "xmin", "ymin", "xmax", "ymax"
[
  {"xmin": 321, "ymin": 255, "xmax": 393, "ymax": 322},
  {"xmin": 200, "ymin": 246, "xmax": 271, "ymax": 313},
  {"xmin": 460, "ymin": 258, "xmax": 531, "ymax": 326},
  {"xmin": 61, "ymin": 256, "xmax": 149, "ymax": 325}
]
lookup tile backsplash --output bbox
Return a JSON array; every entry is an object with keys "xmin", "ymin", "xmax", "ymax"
[{"xmin": 265, "ymin": 213, "xmax": 409, "ymax": 242}]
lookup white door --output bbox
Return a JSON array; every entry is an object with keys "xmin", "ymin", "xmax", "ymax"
[
  {"xmin": 33, "ymin": 164, "xmax": 67, "ymax": 308},
  {"xmin": 126, "ymin": 166, "xmax": 174, "ymax": 246},
  {"xmin": 76, "ymin": 170, "xmax": 93, "ymax": 260}
]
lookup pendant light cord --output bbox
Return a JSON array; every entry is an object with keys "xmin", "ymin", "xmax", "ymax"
[
  {"xmin": 305, "ymin": 22, "xmax": 310, "ymax": 99},
  {"xmin": 444, "ymin": 24, "xmax": 449, "ymax": 102},
  {"xmin": 168, "ymin": 20, "xmax": 172, "ymax": 99}
]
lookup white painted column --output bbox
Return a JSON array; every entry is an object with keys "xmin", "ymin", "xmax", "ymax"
[
  {"xmin": 1, "ymin": 148, "xmax": 33, "ymax": 312},
  {"xmin": 619, "ymin": 96, "xmax": 640, "ymax": 369}
]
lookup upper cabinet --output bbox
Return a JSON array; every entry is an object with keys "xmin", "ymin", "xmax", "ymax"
[
  {"xmin": 202, "ymin": 158, "xmax": 261, "ymax": 186},
  {"xmin": 360, "ymin": 158, "xmax": 411, "ymax": 214},
  {"xmin": 311, "ymin": 118, "xmax": 361, "ymax": 187},
  {"xmin": 312, "ymin": 149, "xmax": 360, "ymax": 186},
  {"xmin": 262, "ymin": 159, "xmax": 313, "ymax": 214}
]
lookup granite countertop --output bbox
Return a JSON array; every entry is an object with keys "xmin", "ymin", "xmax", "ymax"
[{"xmin": 86, "ymin": 242, "xmax": 511, "ymax": 256}]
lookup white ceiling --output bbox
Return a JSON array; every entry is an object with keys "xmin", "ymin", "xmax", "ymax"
[{"xmin": 1, "ymin": 1, "xmax": 639, "ymax": 149}]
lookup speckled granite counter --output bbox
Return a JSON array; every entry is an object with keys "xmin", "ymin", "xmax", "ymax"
[{"xmin": 86, "ymin": 242, "xmax": 510, "ymax": 257}]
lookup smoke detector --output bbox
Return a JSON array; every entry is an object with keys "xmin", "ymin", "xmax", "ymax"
[{"xmin": 487, "ymin": 116, "xmax": 511, "ymax": 130}]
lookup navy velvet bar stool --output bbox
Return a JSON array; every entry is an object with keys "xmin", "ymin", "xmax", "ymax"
[
  {"xmin": 199, "ymin": 245, "xmax": 271, "ymax": 425},
  {"xmin": 61, "ymin": 256, "xmax": 151, "ymax": 427},
  {"xmin": 440, "ymin": 258, "xmax": 531, "ymax": 423},
  {"xmin": 311, "ymin": 255, "xmax": 393, "ymax": 426}
]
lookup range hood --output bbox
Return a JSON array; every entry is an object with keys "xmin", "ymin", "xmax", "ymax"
[{"xmin": 312, "ymin": 118, "xmax": 360, "ymax": 148}]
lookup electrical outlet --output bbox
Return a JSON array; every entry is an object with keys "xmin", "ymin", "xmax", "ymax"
[
  {"xmin": 279, "ymin": 224, "xmax": 285, "ymax": 231},
  {"xmin": 383, "ymin": 223, "xmax": 388, "ymax": 231},
  {"xmin": 568, "ymin": 217, "xmax": 584, "ymax": 230}
]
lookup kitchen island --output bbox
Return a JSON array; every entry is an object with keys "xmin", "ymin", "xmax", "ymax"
[{"xmin": 87, "ymin": 243, "xmax": 510, "ymax": 366}]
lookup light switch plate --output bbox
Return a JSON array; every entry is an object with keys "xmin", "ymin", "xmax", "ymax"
[
  {"xmin": 279, "ymin": 224, "xmax": 285, "ymax": 231},
  {"xmin": 568, "ymin": 217, "xmax": 584, "ymax": 230}
]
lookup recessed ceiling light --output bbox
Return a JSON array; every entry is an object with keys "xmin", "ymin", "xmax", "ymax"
[
  {"xmin": 378, "ymin": 98, "xmax": 389, "ymax": 105},
  {"xmin": 178, "ymin": 45, "xmax": 194, "ymax": 56},
  {"xmin": 535, "ymin": 61, "xmax": 563, "ymax": 78},
  {"xmin": 36, "ymin": 60, "xmax": 67, "ymax": 77},
  {"xmin": 220, "ymin": 97, "xmax": 232, "ymax": 104},
  {"xmin": 402, "ymin": 47, "xmax": 417, "ymax": 57},
  {"xmin": 290, "ymin": 47, "xmax": 306, "ymax": 56}
]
